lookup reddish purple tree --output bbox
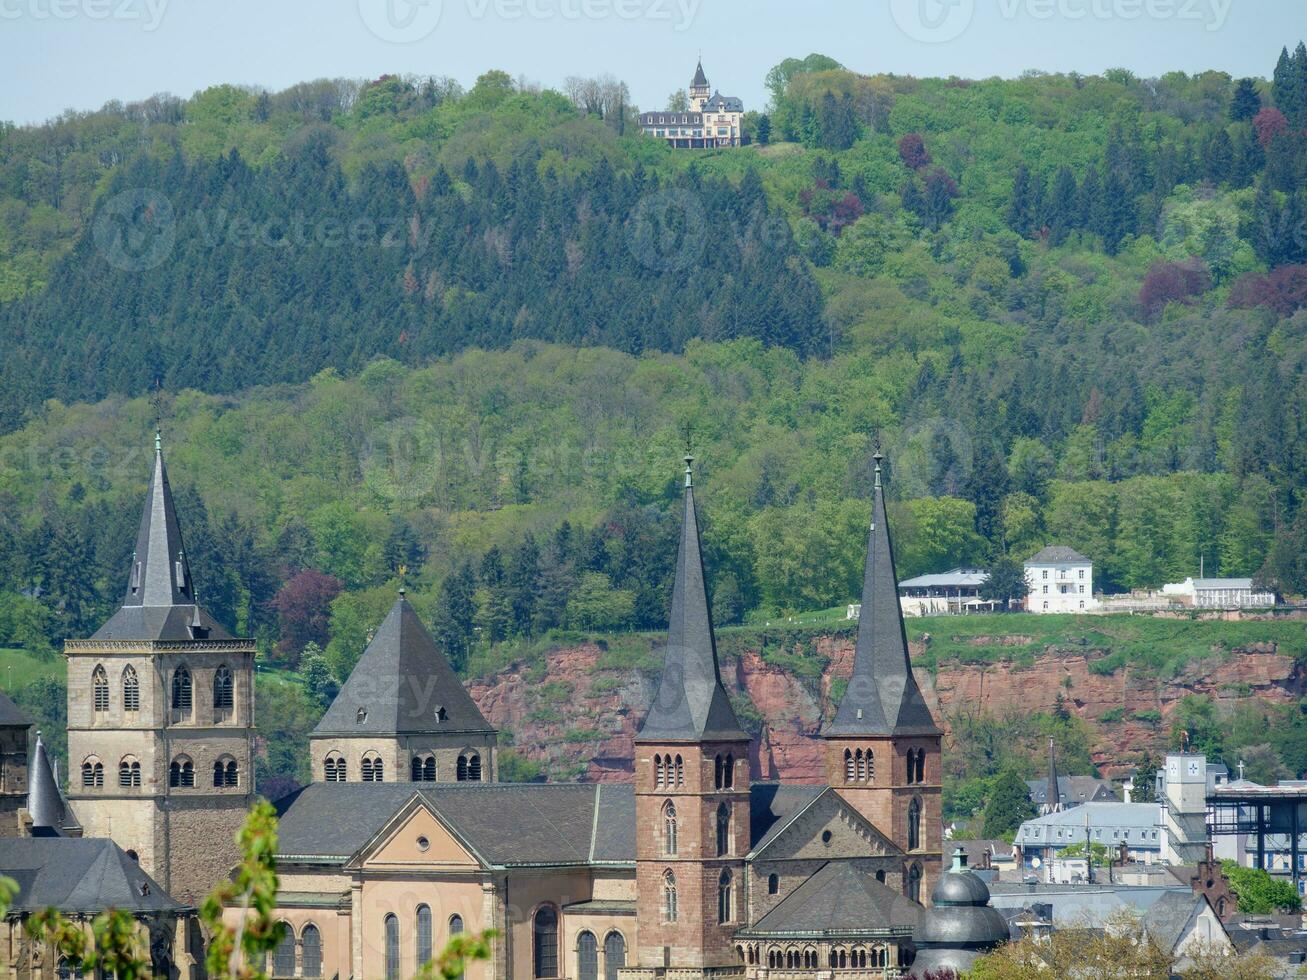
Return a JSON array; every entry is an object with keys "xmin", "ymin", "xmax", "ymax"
[
  {"xmin": 1253, "ymin": 107, "xmax": 1290, "ymax": 149},
  {"xmin": 1229, "ymin": 265, "xmax": 1307, "ymax": 316},
  {"xmin": 899, "ymin": 132, "xmax": 932, "ymax": 170},
  {"xmin": 271, "ymin": 569, "xmax": 343, "ymax": 665},
  {"xmin": 1139, "ymin": 259, "xmax": 1211, "ymax": 320}
]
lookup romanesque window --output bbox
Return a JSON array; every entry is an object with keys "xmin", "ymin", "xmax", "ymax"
[
  {"xmin": 214, "ymin": 665, "xmax": 235, "ymax": 722},
  {"xmin": 768, "ymin": 873, "xmax": 779, "ymax": 894},
  {"xmin": 449, "ymin": 914, "xmax": 463, "ymax": 935},
  {"xmin": 662, "ymin": 871, "xmax": 677, "ymax": 922},
  {"xmin": 169, "ymin": 755, "xmax": 194, "ymax": 788},
  {"xmin": 411, "ymin": 755, "xmax": 437, "ymax": 782},
  {"xmin": 362, "ymin": 754, "xmax": 384, "ymax": 782},
  {"xmin": 908, "ymin": 863, "xmax": 922, "ymax": 904},
  {"xmin": 273, "ymin": 923, "xmax": 296, "ymax": 976},
  {"xmin": 717, "ymin": 869, "xmax": 733, "ymax": 923},
  {"xmin": 872, "ymin": 946, "xmax": 888, "ymax": 968},
  {"xmin": 716, "ymin": 802, "xmax": 731, "ymax": 856},
  {"xmin": 603, "ymin": 932, "xmax": 625, "ymax": 980},
  {"xmin": 908, "ymin": 797, "xmax": 921, "ymax": 850},
  {"xmin": 214, "ymin": 757, "xmax": 239, "ymax": 788},
  {"xmin": 119, "ymin": 757, "xmax": 141, "ymax": 788},
  {"xmin": 384, "ymin": 914, "xmax": 400, "ymax": 980},
  {"xmin": 301, "ymin": 924, "xmax": 322, "ymax": 978},
  {"xmin": 324, "ymin": 754, "xmax": 346, "ymax": 782},
  {"xmin": 82, "ymin": 758, "xmax": 104, "ymax": 788},
  {"xmin": 662, "ymin": 801, "xmax": 677, "ymax": 855},
  {"xmin": 416, "ymin": 904, "xmax": 432, "ymax": 967},
  {"xmin": 457, "ymin": 752, "xmax": 482, "ymax": 781},
  {"xmin": 171, "ymin": 666, "xmax": 192, "ymax": 722},
  {"xmin": 533, "ymin": 905, "xmax": 558, "ymax": 979},
  {"xmin": 122, "ymin": 665, "xmax": 140, "ymax": 713},
  {"xmin": 577, "ymin": 930, "xmax": 598, "ymax": 980},
  {"xmin": 92, "ymin": 665, "xmax": 109, "ymax": 713}
]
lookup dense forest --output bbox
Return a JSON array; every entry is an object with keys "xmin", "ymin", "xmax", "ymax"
[{"xmin": 1, "ymin": 47, "xmax": 1306, "ymax": 685}]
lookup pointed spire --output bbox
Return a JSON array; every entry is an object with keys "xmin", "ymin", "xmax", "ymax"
[
  {"xmin": 1047, "ymin": 737, "xmax": 1062, "ymax": 813},
  {"xmin": 824, "ymin": 450, "xmax": 940, "ymax": 737},
  {"xmin": 124, "ymin": 431, "xmax": 193, "ymax": 608},
  {"xmin": 691, "ymin": 59, "xmax": 709, "ymax": 89},
  {"xmin": 27, "ymin": 731, "xmax": 64, "ymax": 833},
  {"xmin": 637, "ymin": 456, "xmax": 746, "ymax": 744}
]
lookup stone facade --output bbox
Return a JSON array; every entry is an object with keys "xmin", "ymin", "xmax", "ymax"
[
  {"xmin": 308, "ymin": 732, "xmax": 498, "ymax": 785},
  {"xmin": 0, "ymin": 715, "xmax": 29, "ymax": 837}
]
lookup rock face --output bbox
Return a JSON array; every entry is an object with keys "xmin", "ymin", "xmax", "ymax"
[{"xmin": 466, "ymin": 634, "xmax": 1306, "ymax": 783}]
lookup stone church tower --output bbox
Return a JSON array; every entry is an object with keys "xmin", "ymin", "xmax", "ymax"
[
  {"xmin": 633, "ymin": 456, "xmax": 750, "ymax": 975},
  {"xmin": 823, "ymin": 453, "xmax": 943, "ymax": 905},
  {"xmin": 65, "ymin": 433, "xmax": 255, "ymax": 903},
  {"xmin": 0, "ymin": 692, "xmax": 31, "ymax": 837},
  {"xmin": 689, "ymin": 60, "xmax": 711, "ymax": 111}
]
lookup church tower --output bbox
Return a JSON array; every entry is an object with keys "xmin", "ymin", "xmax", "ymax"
[
  {"xmin": 689, "ymin": 59, "xmax": 711, "ymax": 111},
  {"xmin": 65, "ymin": 432, "xmax": 255, "ymax": 903},
  {"xmin": 633, "ymin": 455, "xmax": 749, "ymax": 975},
  {"xmin": 823, "ymin": 452, "xmax": 943, "ymax": 905}
]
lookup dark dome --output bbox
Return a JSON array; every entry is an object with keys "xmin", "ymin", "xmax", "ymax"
[
  {"xmin": 916, "ymin": 903, "xmax": 1011, "ymax": 946},
  {"xmin": 909, "ymin": 850, "xmax": 1011, "ymax": 978},
  {"xmin": 932, "ymin": 869, "xmax": 992, "ymax": 906}
]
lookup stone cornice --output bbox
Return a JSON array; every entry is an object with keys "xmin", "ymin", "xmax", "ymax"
[{"xmin": 64, "ymin": 639, "xmax": 255, "ymax": 655}]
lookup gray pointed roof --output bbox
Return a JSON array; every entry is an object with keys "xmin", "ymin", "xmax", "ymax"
[
  {"xmin": 0, "ymin": 689, "xmax": 31, "ymax": 727},
  {"xmin": 636, "ymin": 460, "xmax": 747, "ymax": 745},
  {"xmin": 312, "ymin": 595, "xmax": 494, "ymax": 737},
  {"xmin": 1047, "ymin": 738, "xmax": 1063, "ymax": 812},
  {"xmin": 91, "ymin": 434, "xmax": 232, "ymax": 642},
  {"xmin": 691, "ymin": 60, "xmax": 709, "ymax": 88},
  {"xmin": 0, "ymin": 837, "xmax": 184, "ymax": 913},
  {"xmin": 823, "ymin": 454, "xmax": 941, "ymax": 738},
  {"xmin": 27, "ymin": 732, "xmax": 64, "ymax": 832},
  {"xmin": 743, "ymin": 860, "xmax": 920, "ymax": 936}
]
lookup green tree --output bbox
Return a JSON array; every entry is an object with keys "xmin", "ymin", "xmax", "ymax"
[
  {"xmin": 299, "ymin": 644, "xmax": 339, "ymax": 710},
  {"xmin": 981, "ymin": 556, "xmax": 1029, "ymax": 611},
  {"xmin": 565, "ymin": 572, "xmax": 635, "ymax": 632},
  {"xmin": 1222, "ymin": 860, "xmax": 1302, "ymax": 913},
  {"xmin": 1230, "ymin": 78, "xmax": 1261, "ymax": 121},
  {"xmin": 983, "ymin": 769, "xmax": 1037, "ymax": 839}
]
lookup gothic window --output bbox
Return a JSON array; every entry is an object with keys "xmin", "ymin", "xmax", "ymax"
[
  {"xmin": 856, "ymin": 748, "xmax": 866, "ymax": 781},
  {"xmin": 171, "ymin": 666, "xmax": 192, "ymax": 722},
  {"xmin": 272, "ymin": 923, "xmax": 296, "ymax": 976},
  {"xmin": 662, "ymin": 801, "xmax": 677, "ymax": 855},
  {"xmin": 122, "ymin": 665, "xmax": 140, "ymax": 713},
  {"xmin": 717, "ymin": 869, "xmax": 733, "ymax": 923},
  {"xmin": 714, "ymin": 754, "xmax": 723, "ymax": 789},
  {"xmin": 867, "ymin": 749, "xmax": 876, "ymax": 780},
  {"xmin": 384, "ymin": 914, "xmax": 400, "ymax": 980},
  {"xmin": 915, "ymin": 748, "xmax": 926, "ymax": 784},
  {"xmin": 654, "ymin": 754, "xmax": 664, "ymax": 788},
  {"xmin": 214, "ymin": 757, "xmax": 239, "ymax": 788},
  {"xmin": 908, "ymin": 863, "xmax": 922, "ymax": 904},
  {"xmin": 844, "ymin": 749, "xmax": 854, "ymax": 782},
  {"xmin": 92, "ymin": 665, "xmax": 109, "ymax": 713},
  {"xmin": 908, "ymin": 797, "xmax": 922, "ymax": 850},
  {"xmin": 119, "ymin": 757, "xmax": 140, "ymax": 788},
  {"xmin": 169, "ymin": 755, "xmax": 194, "ymax": 788},
  {"xmin": 416, "ymin": 904, "xmax": 432, "ymax": 967},
  {"xmin": 724, "ymin": 753, "xmax": 734, "ymax": 788},
  {"xmin": 533, "ymin": 905, "xmax": 558, "ymax": 979},
  {"xmin": 716, "ymin": 802, "xmax": 731, "ymax": 856},
  {"xmin": 324, "ymin": 754, "xmax": 346, "ymax": 782},
  {"xmin": 361, "ymin": 754, "xmax": 384, "ymax": 782},
  {"xmin": 577, "ymin": 930, "xmax": 598, "ymax": 980},
  {"xmin": 767, "ymin": 873, "xmax": 779, "ymax": 895},
  {"xmin": 82, "ymin": 758, "xmax": 104, "ymax": 788},
  {"xmin": 603, "ymin": 932, "xmax": 625, "ymax": 980},
  {"xmin": 57, "ymin": 958, "xmax": 79, "ymax": 980},
  {"xmin": 301, "ymin": 924, "xmax": 322, "ymax": 978},
  {"xmin": 214, "ymin": 665, "xmax": 234, "ymax": 721},
  {"xmin": 662, "ymin": 871, "xmax": 678, "ymax": 923},
  {"xmin": 674, "ymin": 754, "xmax": 684, "ymax": 786}
]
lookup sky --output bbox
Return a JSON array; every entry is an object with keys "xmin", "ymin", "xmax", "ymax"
[{"xmin": 0, "ymin": 0, "xmax": 1302, "ymax": 125}]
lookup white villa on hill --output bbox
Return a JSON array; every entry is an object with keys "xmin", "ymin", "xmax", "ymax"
[{"xmin": 1024, "ymin": 546, "xmax": 1095, "ymax": 613}]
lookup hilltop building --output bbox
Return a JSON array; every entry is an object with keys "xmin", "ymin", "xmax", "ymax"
[
  {"xmin": 1162, "ymin": 577, "xmax": 1276, "ymax": 609},
  {"xmin": 638, "ymin": 61, "xmax": 744, "ymax": 148},
  {"xmin": 1024, "ymin": 546, "xmax": 1095, "ymax": 613}
]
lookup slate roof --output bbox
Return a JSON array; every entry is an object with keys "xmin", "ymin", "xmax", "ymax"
[
  {"xmin": 0, "ymin": 837, "xmax": 184, "ymax": 913},
  {"xmin": 1142, "ymin": 891, "xmax": 1205, "ymax": 953},
  {"xmin": 1192, "ymin": 578, "xmax": 1257, "ymax": 590},
  {"xmin": 691, "ymin": 60, "xmax": 708, "ymax": 87},
  {"xmin": 27, "ymin": 731, "xmax": 67, "ymax": 832},
  {"xmin": 312, "ymin": 595, "xmax": 494, "ymax": 737},
  {"xmin": 703, "ymin": 92, "xmax": 744, "ymax": 112},
  {"xmin": 0, "ymin": 689, "xmax": 31, "ymax": 727},
  {"xmin": 636, "ymin": 461, "xmax": 747, "ymax": 744},
  {"xmin": 92, "ymin": 435, "xmax": 233, "ymax": 642},
  {"xmin": 1026, "ymin": 776, "xmax": 1118, "ymax": 806},
  {"xmin": 748, "ymin": 783, "xmax": 826, "ymax": 854},
  {"xmin": 823, "ymin": 455, "xmax": 940, "ymax": 738},
  {"xmin": 898, "ymin": 568, "xmax": 989, "ymax": 589},
  {"xmin": 1026, "ymin": 546, "xmax": 1090, "ymax": 565},
  {"xmin": 742, "ymin": 861, "xmax": 919, "ymax": 937}
]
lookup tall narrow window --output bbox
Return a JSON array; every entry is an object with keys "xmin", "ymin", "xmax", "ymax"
[
  {"xmin": 844, "ymin": 749, "xmax": 854, "ymax": 782},
  {"xmin": 673, "ymin": 755, "xmax": 684, "ymax": 786},
  {"xmin": 384, "ymin": 914, "xmax": 400, "ymax": 980},
  {"xmin": 915, "ymin": 748, "xmax": 926, "ymax": 784},
  {"xmin": 654, "ymin": 754, "xmax": 664, "ymax": 788},
  {"xmin": 663, "ymin": 801, "xmax": 677, "ymax": 855},
  {"xmin": 603, "ymin": 933, "xmax": 625, "ymax": 980},
  {"xmin": 856, "ymin": 749, "xmax": 865, "ymax": 781},
  {"xmin": 533, "ymin": 905, "xmax": 558, "ymax": 979},
  {"xmin": 457, "ymin": 754, "xmax": 468, "ymax": 781},
  {"xmin": 171, "ymin": 666, "xmax": 192, "ymax": 722},
  {"xmin": 714, "ymin": 754, "xmax": 723, "ymax": 789},
  {"xmin": 122, "ymin": 665, "xmax": 139, "ymax": 713},
  {"xmin": 724, "ymin": 753, "xmax": 734, "ymax": 788},
  {"xmin": 449, "ymin": 914, "xmax": 463, "ymax": 935},
  {"xmin": 214, "ymin": 665, "xmax": 234, "ymax": 722},
  {"xmin": 717, "ymin": 869, "xmax": 733, "ymax": 923},
  {"xmin": 662, "ymin": 871, "xmax": 678, "ymax": 923},
  {"xmin": 92, "ymin": 665, "xmax": 109, "ymax": 713},
  {"xmin": 716, "ymin": 802, "xmax": 731, "ymax": 857},
  {"xmin": 468, "ymin": 753, "xmax": 482, "ymax": 781},
  {"xmin": 301, "ymin": 925, "xmax": 322, "ymax": 978},
  {"xmin": 867, "ymin": 749, "xmax": 875, "ymax": 781},
  {"xmin": 908, "ymin": 797, "xmax": 922, "ymax": 851},
  {"xmin": 908, "ymin": 863, "xmax": 922, "ymax": 904},
  {"xmin": 416, "ymin": 904, "xmax": 432, "ymax": 967},
  {"xmin": 577, "ymin": 931, "xmax": 598, "ymax": 980},
  {"xmin": 272, "ymin": 924, "xmax": 296, "ymax": 976}
]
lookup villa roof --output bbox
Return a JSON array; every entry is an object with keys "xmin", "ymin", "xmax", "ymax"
[{"xmin": 1025, "ymin": 546, "xmax": 1090, "ymax": 565}]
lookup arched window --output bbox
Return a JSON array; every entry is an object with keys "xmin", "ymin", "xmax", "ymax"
[
  {"xmin": 122, "ymin": 665, "xmax": 140, "ymax": 713},
  {"xmin": 169, "ymin": 755, "xmax": 194, "ymax": 788},
  {"xmin": 416, "ymin": 904, "xmax": 433, "ymax": 967},
  {"xmin": 717, "ymin": 869, "xmax": 733, "ymax": 923},
  {"xmin": 533, "ymin": 905, "xmax": 558, "ymax": 979},
  {"xmin": 603, "ymin": 932, "xmax": 625, "ymax": 980},
  {"xmin": 915, "ymin": 747, "xmax": 926, "ymax": 784},
  {"xmin": 908, "ymin": 797, "xmax": 922, "ymax": 851},
  {"xmin": 57, "ymin": 957, "xmax": 79, "ymax": 980},
  {"xmin": 662, "ymin": 801, "xmax": 677, "ymax": 855},
  {"xmin": 767, "ymin": 873, "xmax": 779, "ymax": 895},
  {"xmin": 362, "ymin": 754, "xmax": 384, "ymax": 782},
  {"xmin": 662, "ymin": 871, "xmax": 678, "ymax": 922},
  {"xmin": 844, "ymin": 749, "xmax": 854, "ymax": 782},
  {"xmin": 82, "ymin": 758, "xmax": 104, "ymax": 788},
  {"xmin": 577, "ymin": 930, "xmax": 598, "ymax": 980},
  {"xmin": 673, "ymin": 755, "xmax": 684, "ymax": 786},
  {"xmin": 214, "ymin": 665, "xmax": 234, "ymax": 722},
  {"xmin": 119, "ymin": 757, "xmax": 140, "ymax": 788},
  {"xmin": 324, "ymin": 754, "xmax": 346, "ymax": 782},
  {"xmin": 908, "ymin": 863, "xmax": 922, "ymax": 904},
  {"xmin": 214, "ymin": 757, "xmax": 239, "ymax": 788},
  {"xmin": 384, "ymin": 913, "xmax": 400, "ymax": 980},
  {"xmin": 92, "ymin": 665, "xmax": 109, "ymax": 713},
  {"xmin": 301, "ymin": 924, "xmax": 322, "ymax": 977},
  {"xmin": 449, "ymin": 914, "xmax": 463, "ymax": 935},
  {"xmin": 272, "ymin": 923, "xmax": 296, "ymax": 976},
  {"xmin": 171, "ymin": 666, "xmax": 192, "ymax": 722},
  {"xmin": 714, "ymin": 754, "xmax": 724, "ymax": 789},
  {"xmin": 468, "ymin": 753, "xmax": 482, "ymax": 781},
  {"xmin": 716, "ymin": 802, "xmax": 731, "ymax": 857},
  {"xmin": 724, "ymin": 753, "xmax": 734, "ymax": 788},
  {"xmin": 411, "ymin": 755, "xmax": 437, "ymax": 782},
  {"xmin": 654, "ymin": 754, "xmax": 664, "ymax": 788},
  {"xmin": 856, "ymin": 748, "xmax": 865, "ymax": 781},
  {"xmin": 867, "ymin": 748, "xmax": 875, "ymax": 780}
]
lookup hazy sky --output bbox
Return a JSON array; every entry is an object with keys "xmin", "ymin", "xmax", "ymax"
[{"xmin": 1, "ymin": 0, "xmax": 1302, "ymax": 125}]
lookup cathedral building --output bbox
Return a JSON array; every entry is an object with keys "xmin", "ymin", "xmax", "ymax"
[{"xmin": 638, "ymin": 61, "xmax": 745, "ymax": 148}]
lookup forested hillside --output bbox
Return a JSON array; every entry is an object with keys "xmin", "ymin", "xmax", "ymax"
[{"xmin": 1, "ymin": 48, "xmax": 1306, "ymax": 690}]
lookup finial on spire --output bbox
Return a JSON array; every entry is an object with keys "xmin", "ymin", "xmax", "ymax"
[
  {"xmin": 873, "ymin": 450, "xmax": 884, "ymax": 489},
  {"xmin": 683, "ymin": 422, "xmax": 695, "ymax": 489},
  {"xmin": 150, "ymin": 378, "xmax": 166, "ymax": 452},
  {"xmin": 155, "ymin": 428, "xmax": 162, "ymax": 453}
]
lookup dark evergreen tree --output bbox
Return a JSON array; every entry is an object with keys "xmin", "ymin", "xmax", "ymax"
[{"xmin": 1230, "ymin": 78, "xmax": 1261, "ymax": 121}]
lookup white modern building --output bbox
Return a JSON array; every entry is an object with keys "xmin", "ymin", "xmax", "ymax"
[
  {"xmin": 1161, "ymin": 577, "xmax": 1276, "ymax": 609},
  {"xmin": 1015, "ymin": 802, "xmax": 1164, "ymax": 872},
  {"xmin": 896, "ymin": 567, "xmax": 993, "ymax": 616},
  {"xmin": 1024, "ymin": 546, "xmax": 1095, "ymax": 613}
]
